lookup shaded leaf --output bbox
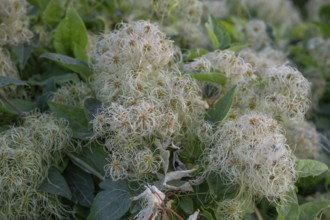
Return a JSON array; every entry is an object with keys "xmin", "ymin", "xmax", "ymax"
[
  {"xmin": 84, "ymin": 98, "xmax": 103, "ymax": 121},
  {"xmin": 296, "ymin": 159, "xmax": 329, "ymax": 178},
  {"xmin": 75, "ymin": 143, "xmax": 108, "ymax": 176},
  {"xmin": 48, "ymin": 101, "xmax": 92, "ymax": 139},
  {"xmin": 299, "ymin": 200, "xmax": 330, "ymax": 220},
  {"xmin": 39, "ymin": 167, "xmax": 72, "ymax": 200},
  {"xmin": 87, "ymin": 190, "xmax": 131, "ymax": 220},
  {"xmin": 206, "ymin": 86, "xmax": 236, "ymax": 124},
  {"xmin": 11, "ymin": 39, "xmax": 37, "ymax": 70},
  {"xmin": 0, "ymin": 99, "xmax": 35, "ymax": 115},
  {"xmin": 40, "ymin": 53, "xmax": 92, "ymax": 81},
  {"xmin": 27, "ymin": 0, "xmax": 50, "ymax": 10},
  {"xmin": 99, "ymin": 178, "xmax": 129, "ymax": 192},
  {"xmin": 65, "ymin": 164, "xmax": 95, "ymax": 207},
  {"xmin": 200, "ymin": 207, "xmax": 215, "ymax": 220},
  {"xmin": 313, "ymin": 21, "xmax": 330, "ymax": 38},
  {"xmin": 180, "ymin": 197, "xmax": 194, "ymax": 214},
  {"xmin": 0, "ymin": 76, "xmax": 27, "ymax": 88},
  {"xmin": 319, "ymin": 5, "xmax": 330, "ymax": 24},
  {"xmin": 206, "ymin": 173, "xmax": 237, "ymax": 198}
]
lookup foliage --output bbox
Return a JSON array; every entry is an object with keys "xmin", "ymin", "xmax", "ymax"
[{"xmin": 1, "ymin": 0, "xmax": 330, "ymax": 220}]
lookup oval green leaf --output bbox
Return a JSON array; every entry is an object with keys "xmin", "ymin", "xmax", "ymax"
[
  {"xmin": 74, "ymin": 143, "xmax": 108, "ymax": 177},
  {"xmin": 87, "ymin": 189, "xmax": 131, "ymax": 220},
  {"xmin": 206, "ymin": 86, "xmax": 236, "ymax": 124},
  {"xmin": 65, "ymin": 164, "xmax": 95, "ymax": 207},
  {"xmin": 54, "ymin": 7, "xmax": 88, "ymax": 61},
  {"xmin": 40, "ymin": 53, "xmax": 92, "ymax": 81},
  {"xmin": 296, "ymin": 159, "xmax": 329, "ymax": 178},
  {"xmin": 99, "ymin": 178, "xmax": 128, "ymax": 192},
  {"xmin": 276, "ymin": 190, "xmax": 300, "ymax": 220},
  {"xmin": 39, "ymin": 167, "xmax": 72, "ymax": 200},
  {"xmin": 0, "ymin": 76, "xmax": 27, "ymax": 88},
  {"xmin": 179, "ymin": 196, "xmax": 194, "ymax": 214},
  {"xmin": 299, "ymin": 200, "xmax": 330, "ymax": 220},
  {"xmin": 48, "ymin": 101, "xmax": 91, "ymax": 139}
]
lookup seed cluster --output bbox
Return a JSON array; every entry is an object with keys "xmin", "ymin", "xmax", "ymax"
[
  {"xmin": 90, "ymin": 21, "xmax": 207, "ymax": 181},
  {"xmin": 0, "ymin": 112, "xmax": 74, "ymax": 219}
]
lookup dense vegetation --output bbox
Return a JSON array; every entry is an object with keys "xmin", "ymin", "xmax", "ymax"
[{"xmin": 1, "ymin": 0, "xmax": 330, "ymax": 219}]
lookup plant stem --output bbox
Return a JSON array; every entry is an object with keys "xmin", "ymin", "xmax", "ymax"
[
  {"xmin": 65, "ymin": 151, "xmax": 105, "ymax": 181},
  {"xmin": 254, "ymin": 205, "xmax": 263, "ymax": 220}
]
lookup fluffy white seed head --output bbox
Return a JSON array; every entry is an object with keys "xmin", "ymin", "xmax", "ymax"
[
  {"xmin": 0, "ymin": 144, "xmax": 45, "ymax": 193},
  {"xmin": 0, "ymin": 48, "xmax": 19, "ymax": 79},
  {"xmin": 285, "ymin": 120, "xmax": 321, "ymax": 159},
  {"xmin": 203, "ymin": 0, "xmax": 229, "ymax": 19},
  {"xmin": 186, "ymin": 50, "xmax": 255, "ymax": 88},
  {"xmin": 21, "ymin": 112, "xmax": 73, "ymax": 161},
  {"xmin": 104, "ymin": 153, "xmax": 129, "ymax": 181},
  {"xmin": 215, "ymin": 193, "xmax": 253, "ymax": 220},
  {"xmin": 51, "ymin": 82, "xmax": 93, "ymax": 107},
  {"xmin": 239, "ymin": 47, "xmax": 288, "ymax": 76},
  {"xmin": 260, "ymin": 65, "xmax": 311, "ymax": 121},
  {"xmin": 205, "ymin": 112, "xmax": 296, "ymax": 200},
  {"xmin": 206, "ymin": 50, "xmax": 254, "ymax": 83},
  {"xmin": 241, "ymin": 0, "xmax": 301, "ymax": 26},
  {"xmin": 0, "ymin": 0, "xmax": 33, "ymax": 45},
  {"xmin": 174, "ymin": 0, "xmax": 204, "ymax": 24},
  {"xmin": 243, "ymin": 19, "xmax": 270, "ymax": 50},
  {"xmin": 90, "ymin": 20, "xmax": 177, "ymax": 74}
]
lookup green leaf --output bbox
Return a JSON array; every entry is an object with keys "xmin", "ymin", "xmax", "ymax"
[
  {"xmin": 205, "ymin": 16, "xmax": 231, "ymax": 50},
  {"xmin": 99, "ymin": 178, "xmax": 129, "ymax": 192},
  {"xmin": 296, "ymin": 159, "xmax": 329, "ymax": 178},
  {"xmin": 39, "ymin": 167, "xmax": 72, "ymax": 200},
  {"xmin": 206, "ymin": 86, "xmax": 236, "ymax": 124},
  {"xmin": 27, "ymin": 0, "xmax": 50, "ymax": 10},
  {"xmin": 0, "ymin": 76, "xmax": 27, "ymax": 88},
  {"xmin": 64, "ymin": 164, "xmax": 95, "ymax": 207},
  {"xmin": 87, "ymin": 190, "xmax": 131, "ymax": 220},
  {"xmin": 312, "ymin": 21, "xmax": 330, "ymax": 38},
  {"xmin": 75, "ymin": 143, "xmax": 108, "ymax": 176},
  {"xmin": 0, "ymin": 99, "xmax": 36, "ymax": 115},
  {"xmin": 54, "ymin": 7, "xmax": 88, "ymax": 61},
  {"xmin": 299, "ymin": 200, "xmax": 330, "ymax": 220},
  {"xmin": 28, "ymin": 73, "xmax": 80, "ymax": 86},
  {"xmin": 183, "ymin": 48, "xmax": 209, "ymax": 62},
  {"xmin": 276, "ymin": 190, "xmax": 300, "ymax": 220},
  {"xmin": 40, "ymin": 53, "xmax": 92, "ymax": 81},
  {"xmin": 190, "ymin": 71, "xmax": 227, "ymax": 86},
  {"xmin": 179, "ymin": 197, "xmax": 194, "ymax": 214},
  {"xmin": 319, "ymin": 4, "xmax": 330, "ymax": 24},
  {"xmin": 42, "ymin": 0, "xmax": 66, "ymax": 24},
  {"xmin": 200, "ymin": 207, "xmax": 215, "ymax": 220},
  {"xmin": 84, "ymin": 98, "xmax": 103, "ymax": 121},
  {"xmin": 48, "ymin": 101, "xmax": 92, "ymax": 139},
  {"xmin": 11, "ymin": 39, "xmax": 37, "ymax": 71},
  {"xmin": 228, "ymin": 42, "xmax": 250, "ymax": 52},
  {"xmin": 206, "ymin": 173, "xmax": 237, "ymax": 198},
  {"xmin": 205, "ymin": 16, "xmax": 220, "ymax": 49}
]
